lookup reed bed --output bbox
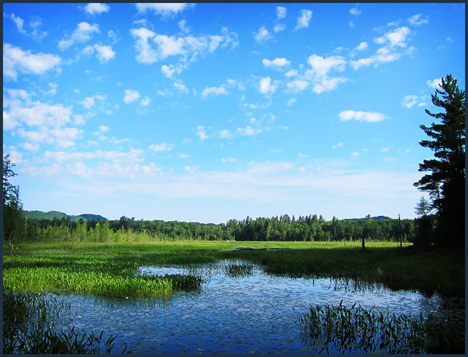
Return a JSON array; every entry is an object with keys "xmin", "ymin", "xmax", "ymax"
[
  {"xmin": 298, "ymin": 301, "xmax": 465, "ymax": 354},
  {"xmin": 3, "ymin": 291, "xmax": 131, "ymax": 354}
]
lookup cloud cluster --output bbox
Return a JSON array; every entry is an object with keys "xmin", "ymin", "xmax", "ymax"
[
  {"xmin": 4, "ymin": 12, "xmax": 48, "ymax": 40},
  {"xmin": 351, "ymin": 27, "xmax": 412, "ymax": 70},
  {"xmin": 58, "ymin": 22, "xmax": 100, "ymax": 50},
  {"xmin": 130, "ymin": 26, "xmax": 238, "ymax": 67},
  {"xmin": 401, "ymin": 95, "xmax": 428, "ymax": 108},
  {"xmin": 82, "ymin": 44, "xmax": 116, "ymax": 63},
  {"xmin": 339, "ymin": 110, "xmax": 388, "ymax": 122},
  {"xmin": 135, "ymin": 3, "xmax": 194, "ymax": 17},
  {"xmin": 3, "ymin": 44, "xmax": 61, "ymax": 80}
]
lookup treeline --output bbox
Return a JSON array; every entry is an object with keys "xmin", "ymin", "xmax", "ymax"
[{"xmin": 15, "ymin": 214, "xmax": 415, "ymax": 244}]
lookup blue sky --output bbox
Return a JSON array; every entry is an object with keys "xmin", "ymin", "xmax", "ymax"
[{"xmin": 3, "ymin": 3, "xmax": 465, "ymax": 223}]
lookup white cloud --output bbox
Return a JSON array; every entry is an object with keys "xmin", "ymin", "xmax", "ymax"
[
  {"xmin": 201, "ymin": 86, "xmax": 227, "ymax": 98},
  {"xmin": 5, "ymin": 13, "xmax": 48, "ymax": 40},
  {"xmin": 140, "ymin": 96, "xmax": 151, "ymax": 106},
  {"xmin": 277, "ymin": 6, "xmax": 287, "ymax": 19},
  {"xmin": 82, "ymin": 96, "xmax": 95, "ymax": 109},
  {"xmin": 130, "ymin": 27, "xmax": 157, "ymax": 63},
  {"xmin": 339, "ymin": 110, "xmax": 388, "ymax": 122},
  {"xmin": 401, "ymin": 95, "xmax": 419, "ymax": 108},
  {"xmin": 305, "ymin": 55, "xmax": 347, "ymax": 93},
  {"xmin": 178, "ymin": 19, "xmax": 190, "ymax": 33},
  {"xmin": 262, "ymin": 57, "xmax": 290, "ymax": 70},
  {"xmin": 180, "ymin": 153, "xmax": 190, "ymax": 159},
  {"xmin": 174, "ymin": 82, "xmax": 189, "ymax": 93},
  {"xmin": 352, "ymin": 152, "xmax": 359, "ymax": 158},
  {"xmin": 4, "ymin": 95, "xmax": 72, "ymax": 130},
  {"xmin": 259, "ymin": 77, "xmax": 277, "ymax": 94},
  {"xmin": 274, "ymin": 24, "xmax": 286, "ymax": 33},
  {"xmin": 350, "ymin": 57, "xmax": 375, "ymax": 70},
  {"xmin": 183, "ymin": 165, "xmax": 197, "ymax": 173},
  {"xmin": 124, "ymin": 89, "xmax": 140, "ymax": 104},
  {"xmin": 295, "ymin": 9, "xmax": 313, "ymax": 30},
  {"xmin": 287, "ymin": 98, "xmax": 297, "ymax": 106},
  {"xmin": 149, "ymin": 143, "xmax": 174, "ymax": 152},
  {"xmin": 332, "ymin": 142, "xmax": 344, "ymax": 148},
  {"xmin": 197, "ymin": 126, "xmax": 208, "ymax": 140},
  {"xmin": 84, "ymin": 3, "xmax": 110, "ymax": 16},
  {"xmin": 6, "ymin": 13, "xmax": 26, "ymax": 33},
  {"xmin": 427, "ymin": 78, "xmax": 442, "ymax": 88},
  {"xmin": 253, "ymin": 26, "xmax": 273, "ymax": 43},
  {"xmin": 307, "ymin": 54, "xmax": 346, "ymax": 77},
  {"xmin": 153, "ymin": 34, "xmax": 185, "ymax": 58},
  {"xmin": 222, "ymin": 157, "xmax": 236, "ymax": 163},
  {"xmin": 161, "ymin": 64, "xmax": 184, "ymax": 79},
  {"xmin": 131, "ymin": 26, "xmax": 238, "ymax": 65},
  {"xmin": 236, "ymin": 126, "xmax": 261, "ymax": 136},
  {"xmin": 375, "ymin": 27, "xmax": 410, "ymax": 48},
  {"xmin": 108, "ymin": 30, "xmax": 118, "ymax": 43},
  {"xmin": 357, "ymin": 42, "xmax": 368, "ymax": 51},
  {"xmin": 407, "ymin": 14, "xmax": 429, "ymax": 26},
  {"xmin": 220, "ymin": 130, "xmax": 231, "ymax": 138},
  {"xmin": 94, "ymin": 44, "xmax": 115, "ymax": 63},
  {"xmin": 285, "ymin": 69, "xmax": 298, "ymax": 78},
  {"xmin": 99, "ymin": 125, "xmax": 110, "ymax": 132},
  {"xmin": 298, "ymin": 153, "xmax": 308, "ymax": 158},
  {"xmin": 287, "ymin": 80, "xmax": 310, "ymax": 93},
  {"xmin": 3, "ymin": 43, "xmax": 61, "ymax": 80},
  {"xmin": 349, "ymin": 8, "xmax": 361, "ymax": 16},
  {"xmin": 135, "ymin": 3, "xmax": 194, "ymax": 16},
  {"xmin": 58, "ymin": 22, "xmax": 100, "ymax": 50},
  {"xmin": 382, "ymin": 147, "xmax": 390, "ymax": 152},
  {"xmin": 20, "ymin": 142, "xmax": 40, "ymax": 153}
]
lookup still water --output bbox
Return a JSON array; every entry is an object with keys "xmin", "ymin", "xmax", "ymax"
[{"xmin": 53, "ymin": 259, "xmax": 463, "ymax": 354}]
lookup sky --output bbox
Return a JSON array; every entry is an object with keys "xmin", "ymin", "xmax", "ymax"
[{"xmin": 3, "ymin": 3, "xmax": 465, "ymax": 224}]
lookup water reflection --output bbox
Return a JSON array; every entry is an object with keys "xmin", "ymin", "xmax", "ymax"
[{"xmin": 50, "ymin": 259, "xmax": 463, "ymax": 354}]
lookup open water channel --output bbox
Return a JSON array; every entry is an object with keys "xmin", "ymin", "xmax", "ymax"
[{"xmin": 50, "ymin": 259, "xmax": 463, "ymax": 354}]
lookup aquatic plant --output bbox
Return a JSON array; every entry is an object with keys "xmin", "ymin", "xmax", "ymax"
[
  {"xmin": 223, "ymin": 261, "xmax": 255, "ymax": 277},
  {"xmin": 297, "ymin": 301, "xmax": 465, "ymax": 354},
  {"xmin": 3, "ymin": 291, "xmax": 131, "ymax": 354}
]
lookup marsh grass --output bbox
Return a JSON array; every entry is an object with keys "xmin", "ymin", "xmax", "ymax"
[
  {"xmin": 298, "ymin": 301, "xmax": 465, "ymax": 354},
  {"xmin": 223, "ymin": 261, "xmax": 255, "ymax": 277},
  {"xmin": 4, "ymin": 241, "xmax": 464, "ymax": 298},
  {"xmin": 3, "ymin": 291, "xmax": 131, "ymax": 354}
]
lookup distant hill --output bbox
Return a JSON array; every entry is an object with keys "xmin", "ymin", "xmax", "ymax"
[
  {"xmin": 342, "ymin": 215, "xmax": 392, "ymax": 221},
  {"xmin": 24, "ymin": 210, "xmax": 108, "ymax": 222}
]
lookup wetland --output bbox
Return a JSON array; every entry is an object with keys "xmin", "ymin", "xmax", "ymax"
[{"xmin": 3, "ymin": 241, "xmax": 465, "ymax": 354}]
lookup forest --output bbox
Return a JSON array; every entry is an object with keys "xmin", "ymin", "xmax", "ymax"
[{"xmin": 15, "ymin": 213, "xmax": 414, "ymax": 244}]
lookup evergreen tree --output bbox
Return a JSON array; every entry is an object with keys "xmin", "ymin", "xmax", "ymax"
[
  {"xmin": 3, "ymin": 154, "xmax": 25, "ymax": 241},
  {"xmin": 414, "ymin": 74, "xmax": 465, "ymax": 247}
]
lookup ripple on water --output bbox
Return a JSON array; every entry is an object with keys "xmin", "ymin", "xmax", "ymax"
[{"xmin": 48, "ymin": 259, "xmax": 463, "ymax": 354}]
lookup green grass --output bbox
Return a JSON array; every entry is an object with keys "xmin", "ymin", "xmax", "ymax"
[
  {"xmin": 3, "ymin": 240, "xmax": 464, "ymax": 298},
  {"xmin": 298, "ymin": 301, "xmax": 465, "ymax": 354}
]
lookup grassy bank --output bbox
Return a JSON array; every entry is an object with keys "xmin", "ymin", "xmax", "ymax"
[{"xmin": 3, "ymin": 240, "xmax": 464, "ymax": 298}]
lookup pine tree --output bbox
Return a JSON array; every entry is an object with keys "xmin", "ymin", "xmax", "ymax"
[{"xmin": 414, "ymin": 74, "xmax": 465, "ymax": 247}]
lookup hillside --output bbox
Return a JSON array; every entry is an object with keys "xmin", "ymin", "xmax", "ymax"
[
  {"xmin": 23, "ymin": 210, "xmax": 108, "ymax": 222},
  {"xmin": 342, "ymin": 215, "xmax": 392, "ymax": 221}
]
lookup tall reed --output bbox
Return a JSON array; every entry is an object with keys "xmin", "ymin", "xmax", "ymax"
[{"xmin": 297, "ymin": 301, "xmax": 465, "ymax": 354}]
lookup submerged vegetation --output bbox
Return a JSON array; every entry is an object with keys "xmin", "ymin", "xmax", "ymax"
[
  {"xmin": 3, "ymin": 291, "xmax": 131, "ymax": 354},
  {"xmin": 298, "ymin": 301, "xmax": 465, "ymax": 354}
]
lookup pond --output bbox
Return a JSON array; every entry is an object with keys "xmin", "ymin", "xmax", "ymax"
[{"xmin": 50, "ymin": 259, "xmax": 463, "ymax": 354}]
